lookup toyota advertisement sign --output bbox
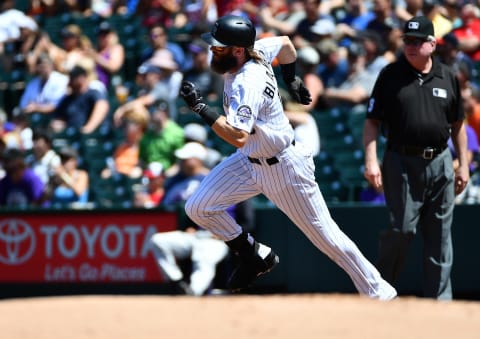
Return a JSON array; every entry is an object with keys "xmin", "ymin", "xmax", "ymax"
[{"xmin": 0, "ymin": 211, "xmax": 177, "ymax": 283}]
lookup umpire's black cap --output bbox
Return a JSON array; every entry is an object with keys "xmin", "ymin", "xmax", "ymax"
[
  {"xmin": 201, "ymin": 15, "xmax": 256, "ymax": 48},
  {"xmin": 403, "ymin": 16, "xmax": 435, "ymax": 39}
]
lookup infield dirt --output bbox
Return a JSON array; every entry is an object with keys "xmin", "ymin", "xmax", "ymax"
[{"xmin": 1, "ymin": 294, "xmax": 479, "ymax": 339}]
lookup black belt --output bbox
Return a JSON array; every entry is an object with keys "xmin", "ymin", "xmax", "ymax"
[
  {"xmin": 388, "ymin": 144, "xmax": 447, "ymax": 160},
  {"xmin": 248, "ymin": 140, "xmax": 295, "ymax": 166}
]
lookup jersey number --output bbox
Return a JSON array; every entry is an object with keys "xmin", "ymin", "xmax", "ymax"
[{"xmin": 263, "ymin": 82, "xmax": 275, "ymax": 99}]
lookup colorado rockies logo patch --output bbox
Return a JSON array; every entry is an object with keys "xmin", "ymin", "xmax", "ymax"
[{"xmin": 237, "ymin": 105, "xmax": 252, "ymax": 122}]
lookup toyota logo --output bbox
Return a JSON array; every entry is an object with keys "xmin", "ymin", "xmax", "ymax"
[{"xmin": 0, "ymin": 219, "xmax": 36, "ymax": 265}]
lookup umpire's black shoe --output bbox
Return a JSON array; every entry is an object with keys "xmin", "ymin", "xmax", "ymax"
[{"xmin": 227, "ymin": 242, "xmax": 279, "ymax": 292}]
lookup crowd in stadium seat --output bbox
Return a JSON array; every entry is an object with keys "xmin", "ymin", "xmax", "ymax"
[{"xmin": 2, "ymin": 0, "xmax": 480, "ymax": 209}]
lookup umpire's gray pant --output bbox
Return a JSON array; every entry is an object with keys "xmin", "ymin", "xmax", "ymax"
[{"xmin": 379, "ymin": 148, "xmax": 455, "ymax": 300}]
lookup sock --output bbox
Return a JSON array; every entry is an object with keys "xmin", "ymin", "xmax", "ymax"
[
  {"xmin": 226, "ymin": 232, "xmax": 271, "ymax": 260},
  {"xmin": 226, "ymin": 232, "xmax": 255, "ymax": 257}
]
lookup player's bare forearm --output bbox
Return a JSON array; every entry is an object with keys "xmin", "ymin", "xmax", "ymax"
[
  {"xmin": 212, "ymin": 116, "xmax": 249, "ymax": 148},
  {"xmin": 276, "ymin": 36, "xmax": 297, "ymax": 65}
]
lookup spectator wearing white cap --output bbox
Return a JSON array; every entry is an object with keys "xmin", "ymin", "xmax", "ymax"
[
  {"xmin": 310, "ymin": 18, "xmax": 336, "ymax": 40},
  {"xmin": 162, "ymin": 142, "xmax": 210, "ymax": 207},
  {"xmin": 184, "ymin": 123, "xmax": 222, "ymax": 169},
  {"xmin": 184, "ymin": 123, "xmax": 208, "ymax": 144}
]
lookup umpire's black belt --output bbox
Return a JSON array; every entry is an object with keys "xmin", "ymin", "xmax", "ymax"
[
  {"xmin": 388, "ymin": 144, "xmax": 447, "ymax": 160},
  {"xmin": 248, "ymin": 140, "xmax": 295, "ymax": 166}
]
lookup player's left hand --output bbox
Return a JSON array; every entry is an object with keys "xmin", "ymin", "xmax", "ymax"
[{"xmin": 286, "ymin": 76, "xmax": 312, "ymax": 105}]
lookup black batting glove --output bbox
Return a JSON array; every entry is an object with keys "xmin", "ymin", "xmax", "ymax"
[
  {"xmin": 179, "ymin": 81, "xmax": 207, "ymax": 114},
  {"xmin": 286, "ymin": 76, "xmax": 312, "ymax": 105},
  {"xmin": 179, "ymin": 81, "xmax": 220, "ymax": 126}
]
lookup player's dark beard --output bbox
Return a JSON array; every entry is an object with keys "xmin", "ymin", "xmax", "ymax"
[{"xmin": 211, "ymin": 54, "xmax": 238, "ymax": 74}]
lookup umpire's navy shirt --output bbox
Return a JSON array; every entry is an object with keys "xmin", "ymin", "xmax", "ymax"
[{"xmin": 366, "ymin": 55, "xmax": 464, "ymax": 148}]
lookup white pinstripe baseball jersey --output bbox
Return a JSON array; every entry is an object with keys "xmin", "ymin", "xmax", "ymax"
[{"xmin": 223, "ymin": 37, "xmax": 294, "ymax": 158}]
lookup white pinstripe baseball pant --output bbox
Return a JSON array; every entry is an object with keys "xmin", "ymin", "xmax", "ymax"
[{"xmin": 185, "ymin": 142, "xmax": 395, "ymax": 298}]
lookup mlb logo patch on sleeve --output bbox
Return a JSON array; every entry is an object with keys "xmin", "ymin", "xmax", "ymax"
[{"xmin": 432, "ymin": 88, "xmax": 447, "ymax": 98}]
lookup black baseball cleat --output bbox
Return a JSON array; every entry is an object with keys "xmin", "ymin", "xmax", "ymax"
[{"xmin": 227, "ymin": 243, "xmax": 279, "ymax": 292}]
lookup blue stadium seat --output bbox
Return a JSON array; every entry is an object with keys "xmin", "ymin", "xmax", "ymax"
[
  {"xmin": 322, "ymin": 133, "xmax": 355, "ymax": 153},
  {"xmin": 319, "ymin": 180, "xmax": 349, "ymax": 202},
  {"xmin": 347, "ymin": 111, "xmax": 366, "ymax": 146},
  {"xmin": 51, "ymin": 126, "xmax": 80, "ymax": 151},
  {"xmin": 90, "ymin": 173, "xmax": 134, "ymax": 208}
]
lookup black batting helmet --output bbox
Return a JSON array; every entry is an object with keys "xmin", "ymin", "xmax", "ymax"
[{"xmin": 201, "ymin": 15, "xmax": 256, "ymax": 48}]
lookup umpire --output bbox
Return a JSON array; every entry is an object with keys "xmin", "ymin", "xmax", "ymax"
[{"xmin": 362, "ymin": 16, "xmax": 469, "ymax": 300}]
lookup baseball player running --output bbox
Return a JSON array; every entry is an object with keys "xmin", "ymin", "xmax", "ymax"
[{"xmin": 179, "ymin": 15, "xmax": 397, "ymax": 300}]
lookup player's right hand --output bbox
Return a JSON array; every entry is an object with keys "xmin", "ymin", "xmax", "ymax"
[
  {"xmin": 180, "ymin": 81, "xmax": 210, "ymax": 117},
  {"xmin": 179, "ymin": 81, "xmax": 203, "ymax": 109},
  {"xmin": 286, "ymin": 76, "xmax": 312, "ymax": 105}
]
